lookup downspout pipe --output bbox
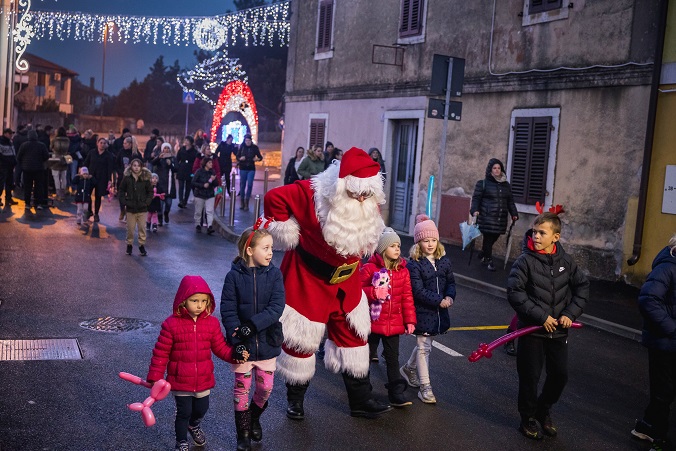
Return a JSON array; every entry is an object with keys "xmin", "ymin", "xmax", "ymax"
[{"xmin": 627, "ymin": 0, "xmax": 669, "ymax": 266}]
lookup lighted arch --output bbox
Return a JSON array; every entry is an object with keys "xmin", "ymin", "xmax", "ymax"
[{"xmin": 210, "ymin": 81, "xmax": 258, "ymax": 143}]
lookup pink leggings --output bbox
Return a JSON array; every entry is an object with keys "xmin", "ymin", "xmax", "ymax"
[{"xmin": 233, "ymin": 369, "xmax": 275, "ymax": 411}]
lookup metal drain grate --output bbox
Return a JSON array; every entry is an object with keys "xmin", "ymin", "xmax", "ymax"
[
  {"xmin": 79, "ymin": 317, "xmax": 151, "ymax": 333},
  {"xmin": 0, "ymin": 339, "xmax": 83, "ymax": 361}
]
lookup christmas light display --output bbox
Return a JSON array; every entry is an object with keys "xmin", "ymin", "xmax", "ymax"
[
  {"xmin": 12, "ymin": 0, "xmax": 35, "ymax": 71},
  {"xmin": 177, "ymin": 51, "xmax": 247, "ymax": 106},
  {"xmin": 211, "ymin": 81, "xmax": 258, "ymax": 144},
  {"xmin": 1, "ymin": 2, "xmax": 290, "ymax": 48}
]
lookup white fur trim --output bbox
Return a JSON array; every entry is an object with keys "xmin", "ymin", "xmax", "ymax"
[
  {"xmin": 267, "ymin": 215, "xmax": 300, "ymax": 251},
  {"xmin": 280, "ymin": 305, "xmax": 327, "ymax": 354},
  {"xmin": 345, "ymin": 291, "xmax": 371, "ymax": 341},
  {"xmin": 323, "ymin": 340, "xmax": 370, "ymax": 378},
  {"xmin": 276, "ymin": 350, "xmax": 316, "ymax": 385}
]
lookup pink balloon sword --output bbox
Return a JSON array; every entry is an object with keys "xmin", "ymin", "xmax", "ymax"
[
  {"xmin": 119, "ymin": 372, "xmax": 172, "ymax": 427},
  {"xmin": 468, "ymin": 322, "xmax": 583, "ymax": 362}
]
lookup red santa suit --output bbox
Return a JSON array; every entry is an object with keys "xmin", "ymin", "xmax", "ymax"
[{"xmin": 264, "ymin": 148, "xmax": 385, "ymax": 388}]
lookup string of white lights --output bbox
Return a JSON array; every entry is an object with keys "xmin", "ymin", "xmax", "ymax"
[
  {"xmin": 1, "ymin": 2, "xmax": 290, "ymax": 49},
  {"xmin": 177, "ymin": 51, "xmax": 248, "ymax": 106}
]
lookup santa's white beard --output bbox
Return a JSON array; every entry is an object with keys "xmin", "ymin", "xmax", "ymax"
[{"xmin": 313, "ymin": 166, "xmax": 385, "ymax": 257}]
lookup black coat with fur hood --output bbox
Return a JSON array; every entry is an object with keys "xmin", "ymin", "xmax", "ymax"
[
  {"xmin": 470, "ymin": 158, "xmax": 518, "ymax": 235},
  {"xmin": 118, "ymin": 166, "xmax": 153, "ymax": 213}
]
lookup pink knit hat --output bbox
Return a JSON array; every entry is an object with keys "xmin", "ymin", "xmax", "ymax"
[{"xmin": 413, "ymin": 214, "xmax": 439, "ymax": 243}]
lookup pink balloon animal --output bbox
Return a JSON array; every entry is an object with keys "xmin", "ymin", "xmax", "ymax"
[
  {"xmin": 468, "ymin": 322, "xmax": 583, "ymax": 362},
  {"xmin": 119, "ymin": 372, "xmax": 172, "ymax": 427}
]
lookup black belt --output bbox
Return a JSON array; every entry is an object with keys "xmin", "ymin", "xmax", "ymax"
[{"xmin": 296, "ymin": 244, "xmax": 359, "ymax": 285}]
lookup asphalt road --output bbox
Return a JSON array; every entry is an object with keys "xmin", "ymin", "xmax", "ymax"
[{"xmin": 0, "ymin": 199, "xmax": 663, "ymax": 451}]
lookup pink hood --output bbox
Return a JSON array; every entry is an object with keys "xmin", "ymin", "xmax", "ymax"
[{"xmin": 173, "ymin": 275, "xmax": 215, "ymax": 317}]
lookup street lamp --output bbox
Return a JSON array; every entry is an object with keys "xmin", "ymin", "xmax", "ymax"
[{"xmin": 100, "ymin": 21, "xmax": 114, "ymax": 119}]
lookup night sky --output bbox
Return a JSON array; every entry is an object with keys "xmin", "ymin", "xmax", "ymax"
[{"xmin": 28, "ymin": 0, "xmax": 238, "ymax": 95}]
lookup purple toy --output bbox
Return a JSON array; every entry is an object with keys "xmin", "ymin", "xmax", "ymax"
[{"xmin": 370, "ymin": 268, "xmax": 390, "ymax": 321}]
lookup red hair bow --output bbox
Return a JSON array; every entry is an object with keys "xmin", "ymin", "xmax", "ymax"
[{"xmin": 535, "ymin": 201, "xmax": 565, "ymax": 215}]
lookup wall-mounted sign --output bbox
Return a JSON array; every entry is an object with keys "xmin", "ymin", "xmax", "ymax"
[{"xmin": 663, "ymin": 165, "xmax": 676, "ymax": 214}]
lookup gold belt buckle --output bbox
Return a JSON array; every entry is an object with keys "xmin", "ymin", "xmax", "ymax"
[{"xmin": 329, "ymin": 261, "xmax": 358, "ymax": 285}]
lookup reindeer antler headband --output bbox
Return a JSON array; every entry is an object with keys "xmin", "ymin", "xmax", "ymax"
[
  {"xmin": 245, "ymin": 216, "xmax": 273, "ymax": 250},
  {"xmin": 535, "ymin": 201, "xmax": 565, "ymax": 215}
]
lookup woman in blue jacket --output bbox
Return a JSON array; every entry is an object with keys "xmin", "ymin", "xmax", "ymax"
[
  {"xmin": 221, "ymin": 225, "xmax": 285, "ymax": 451},
  {"xmin": 632, "ymin": 234, "xmax": 676, "ymax": 449}
]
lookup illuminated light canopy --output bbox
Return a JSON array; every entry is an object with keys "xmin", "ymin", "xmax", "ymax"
[
  {"xmin": 1, "ymin": 2, "xmax": 290, "ymax": 48},
  {"xmin": 177, "ymin": 50, "xmax": 247, "ymax": 106},
  {"xmin": 211, "ymin": 81, "xmax": 258, "ymax": 144}
]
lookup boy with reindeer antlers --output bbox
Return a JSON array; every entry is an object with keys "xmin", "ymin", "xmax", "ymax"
[{"xmin": 507, "ymin": 203, "xmax": 589, "ymax": 440}]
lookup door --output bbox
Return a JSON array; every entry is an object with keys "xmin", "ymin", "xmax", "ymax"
[{"xmin": 389, "ymin": 120, "xmax": 417, "ymax": 232}]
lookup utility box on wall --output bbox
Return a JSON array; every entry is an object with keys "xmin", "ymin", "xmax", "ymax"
[
  {"xmin": 663, "ymin": 165, "xmax": 676, "ymax": 214},
  {"xmin": 437, "ymin": 195, "xmax": 470, "ymax": 245}
]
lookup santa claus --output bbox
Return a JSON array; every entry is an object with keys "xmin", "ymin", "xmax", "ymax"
[{"xmin": 263, "ymin": 147, "xmax": 392, "ymax": 419}]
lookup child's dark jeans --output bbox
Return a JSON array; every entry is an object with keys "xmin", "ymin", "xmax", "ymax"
[
  {"xmin": 369, "ymin": 333, "xmax": 401, "ymax": 383},
  {"xmin": 174, "ymin": 394, "xmax": 209, "ymax": 443},
  {"xmin": 642, "ymin": 348, "xmax": 676, "ymax": 439},
  {"xmin": 516, "ymin": 334, "xmax": 568, "ymax": 419}
]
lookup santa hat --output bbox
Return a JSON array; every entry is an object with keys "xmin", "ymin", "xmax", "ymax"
[
  {"xmin": 414, "ymin": 214, "xmax": 439, "ymax": 243},
  {"xmin": 339, "ymin": 147, "xmax": 381, "ymax": 179}
]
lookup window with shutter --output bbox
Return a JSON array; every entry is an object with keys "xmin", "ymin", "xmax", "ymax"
[
  {"xmin": 400, "ymin": 0, "xmax": 424, "ymax": 38},
  {"xmin": 309, "ymin": 119, "xmax": 326, "ymax": 149},
  {"xmin": 510, "ymin": 116, "xmax": 551, "ymax": 205},
  {"xmin": 529, "ymin": 0, "xmax": 562, "ymax": 14},
  {"xmin": 316, "ymin": 0, "xmax": 333, "ymax": 53}
]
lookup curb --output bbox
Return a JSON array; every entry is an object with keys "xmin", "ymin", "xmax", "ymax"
[{"xmin": 211, "ymin": 220, "xmax": 642, "ymax": 343}]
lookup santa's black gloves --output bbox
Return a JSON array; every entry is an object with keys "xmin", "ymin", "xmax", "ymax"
[
  {"xmin": 235, "ymin": 321, "xmax": 256, "ymax": 340},
  {"xmin": 233, "ymin": 344, "xmax": 249, "ymax": 361}
]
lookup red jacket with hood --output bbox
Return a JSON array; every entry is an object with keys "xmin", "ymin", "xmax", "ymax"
[
  {"xmin": 147, "ymin": 275, "xmax": 234, "ymax": 391},
  {"xmin": 360, "ymin": 253, "xmax": 417, "ymax": 336}
]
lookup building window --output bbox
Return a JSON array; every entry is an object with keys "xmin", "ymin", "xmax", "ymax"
[
  {"xmin": 309, "ymin": 118, "xmax": 326, "ymax": 149},
  {"xmin": 529, "ymin": 0, "xmax": 562, "ymax": 14},
  {"xmin": 400, "ymin": 0, "xmax": 424, "ymax": 38},
  {"xmin": 507, "ymin": 108, "xmax": 560, "ymax": 213},
  {"xmin": 316, "ymin": 0, "xmax": 333, "ymax": 54}
]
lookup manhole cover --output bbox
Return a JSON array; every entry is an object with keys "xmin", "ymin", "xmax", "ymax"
[
  {"xmin": 0, "ymin": 339, "xmax": 82, "ymax": 361},
  {"xmin": 79, "ymin": 317, "xmax": 151, "ymax": 333}
]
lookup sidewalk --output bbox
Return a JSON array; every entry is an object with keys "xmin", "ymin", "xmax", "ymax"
[{"xmin": 212, "ymin": 181, "xmax": 642, "ymax": 342}]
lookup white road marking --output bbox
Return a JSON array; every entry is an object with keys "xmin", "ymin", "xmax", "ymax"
[{"xmin": 432, "ymin": 340, "xmax": 463, "ymax": 357}]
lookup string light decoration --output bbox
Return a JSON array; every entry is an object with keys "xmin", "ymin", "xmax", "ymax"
[
  {"xmin": 1, "ymin": 2, "xmax": 290, "ymax": 48},
  {"xmin": 12, "ymin": 0, "xmax": 35, "ymax": 71},
  {"xmin": 177, "ymin": 50, "xmax": 248, "ymax": 106},
  {"xmin": 211, "ymin": 81, "xmax": 258, "ymax": 144}
]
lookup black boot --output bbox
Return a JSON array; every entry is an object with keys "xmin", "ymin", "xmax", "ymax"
[
  {"xmin": 286, "ymin": 382, "xmax": 309, "ymax": 420},
  {"xmin": 342, "ymin": 372, "xmax": 392, "ymax": 418},
  {"xmin": 234, "ymin": 410, "xmax": 251, "ymax": 451},
  {"xmin": 250, "ymin": 401, "xmax": 268, "ymax": 442},
  {"xmin": 239, "ymin": 198, "xmax": 246, "ymax": 210},
  {"xmin": 244, "ymin": 198, "xmax": 250, "ymax": 211},
  {"xmin": 386, "ymin": 379, "xmax": 412, "ymax": 407}
]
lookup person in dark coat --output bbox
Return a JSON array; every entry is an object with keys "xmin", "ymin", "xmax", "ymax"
[
  {"xmin": 16, "ymin": 129, "xmax": 49, "ymax": 210},
  {"xmin": 83, "ymin": 138, "xmax": 115, "ymax": 222},
  {"xmin": 401, "ymin": 215, "xmax": 456, "ymax": 405},
  {"xmin": 216, "ymin": 134, "xmax": 237, "ymax": 193},
  {"xmin": 176, "ymin": 136, "xmax": 198, "ymax": 208},
  {"xmin": 153, "ymin": 142, "xmax": 176, "ymax": 225},
  {"xmin": 0, "ymin": 128, "xmax": 18, "ymax": 210},
  {"xmin": 221, "ymin": 226, "xmax": 285, "ymax": 449},
  {"xmin": 236, "ymin": 134, "xmax": 263, "ymax": 211},
  {"xmin": 112, "ymin": 128, "xmax": 130, "ymax": 157},
  {"xmin": 470, "ymin": 157, "xmax": 519, "ymax": 271},
  {"xmin": 71, "ymin": 166, "xmax": 97, "ymax": 225},
  {"xmin": 143, "ymin": 128, "xmax": 160, "ymax": 166},
  {"xmin": 507, "ymin": 212, "xmax": 588, "ymax": 440},
  {"xmin": 632, "ymin": 234, "xmax": 676, "ymax": 449},
  {"xmin": 284, "ymin": 146, "xmax": 305, "ymax": 185},
  {"xmin": 12, "ymin": 125, "xmax": 29, "ymax": 190},
  {"xmin": 118, "ymin": 158, "xmax": 153, "ymax": 256}
]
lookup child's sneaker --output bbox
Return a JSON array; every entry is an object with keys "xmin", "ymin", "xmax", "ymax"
[
  {"xmin": 399, "ymin": 365, "xmax": 420, "ymax": 388},
  {"xmin": 632, "ymin": 419, "xmax": 656, "ymax": 442},
  {"xmin": 519, "ymin": 417, "xmax": 543, "ymax": 440},
  {"xmin": 126, "ymin": 245, "xmax": 132, "ymax": 255},
  {"xmin": 146, "ymin": 222, "xmax": 151, "ymax": 231},
  {"xmin": 174, "ymin": 441, "xmax": 189, "ymax": 451},
  {"xmin": 536, "ymin": 412, "xmax": 557, "ymax": 437},
  {"xmin": 152, "ymin": 224, "xmax": 158, "ymax": 233},
  {"xmin": 139, "ymin": 245, "xmax": 147, "ymax": 257},
  {"xmin": 504, "ymin": 341, "xmax": 517, "ymax": 356},
  {"xmin": 188, "ymin": 424, "xmax": 207, "ymax": 446},
  {"xmin": 417, "ymin": 384, "xmax": 436, "ymax": 404}
]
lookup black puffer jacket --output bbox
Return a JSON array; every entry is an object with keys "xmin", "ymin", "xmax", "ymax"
[
  {"xmin": 470, "ymin": 158, "xmax": 518, "ymax": 235},
  {"xmin": 191, "ymin": 168, "xmax": 218, "ymax": 199},
  {"xmin": 507, "ymin": 230, "xmax": 589, "ymax": 338},
  {"xmin": 16, "ymin": 133, "xmax": 49, "ymax": 172},
  {"xmin": 155, "ymin": 156, "xmax": 177, "ymax": 199},
  {"xmin": 118, "ymin": 166, "xmax": 153, "ymax": 213},
  {"xmin": 408, "ymin": 255, "xmax": 456, "ymax": 335},
  {"xmin": 83, "ymin": 149, "xmax": 114, "ymax": 193},
  {"xmin": 638, "ymin": 246, "xmax": 676, "ymax": 351}
]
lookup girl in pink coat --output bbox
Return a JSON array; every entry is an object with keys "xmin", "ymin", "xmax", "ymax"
[
  {"xmin": 147, "ymin": 275, "xmax": 248, "ymax": 451},
  {"xmin": 360, "ymin": 228, "xmax": 417, "ymax": 407}
]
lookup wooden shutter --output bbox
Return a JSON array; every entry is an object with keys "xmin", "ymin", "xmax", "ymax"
[
  {"xmin": 309, "ymin": 119, "xmax": 326, "ymax": 148},
  {"xmin": 400, "ymin": 0, "xmax": 423, "ymax": 38},
  {"xmin": 530, "ymin": 0, "xmax": 562, "ymax": 14},
  {"xmin": 316, "ymin": 0, "xmax": 333, "ymax": 52},
  {"xmin": 510, "ymin": 116, "xmax": 551, "ymax": 205}
]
